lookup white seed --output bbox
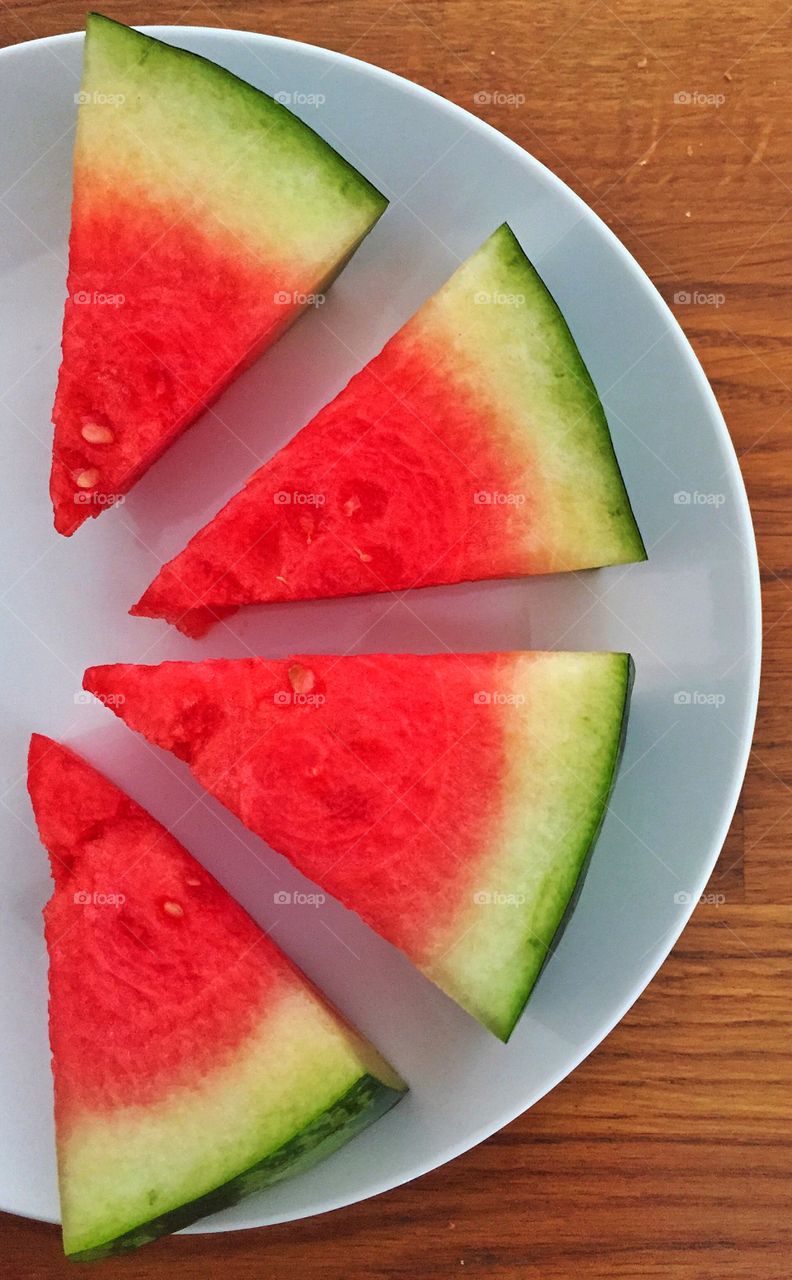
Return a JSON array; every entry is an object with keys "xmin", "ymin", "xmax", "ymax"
[
  {"xmin": 163, "ymin": 900, "xmax": 184, "ymax": 917},
  {"xmin": 288, "ymin": 663, "xmax": 315, "ymax": 694},
  {"xmin": 81, "ymin": 422, "xmax": 114, "ymax": 444},
  {"xmin": 343, "ymin": 495, "xmax": 361, "ymax": 517},
  {"xmin": 354, "ymin": 547, "xmax": 372, "ymax": 563},
  {"xmin": 75, "ymin": 468, "xmax": 100, "ymax": 489},
  {"xmin": 185, "ymin": 878, "xmax": 201, "ymax": 888}
]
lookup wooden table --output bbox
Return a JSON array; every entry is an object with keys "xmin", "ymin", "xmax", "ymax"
[{"xmin": 1, "ymin": 2, "xmax": 788, "ymax": 1277}]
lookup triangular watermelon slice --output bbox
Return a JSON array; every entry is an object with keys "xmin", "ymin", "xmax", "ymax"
[
  {"xmin": 132, "ymin": 224, "xmax": 646, "ymax": 636},
  {"xmin": 27, "ymin": 734, "xmax": 404, "ymax": 1260},
  {"xmin": 83, "ymin": 651, "xmax": 633, "ymax": 1040},
  {"xmin": 52, "ymin": 15, "xmax": 387, "ymax": 535}
]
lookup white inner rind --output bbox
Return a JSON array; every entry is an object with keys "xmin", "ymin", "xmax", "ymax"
[
  {"xmin": 76, "ymin": 16, "xmax": 386, "ymax": 267},
  {"xmin": 60, "ymin": 981, "xmax": 402, "ymax": 1256},
  {"xmin": 424, "ymin": 652, "xmax": 630, "ymax": 1037},
  {"xmin": 404, "ymin": 227, "xmax": 646, "ymax": 570}
]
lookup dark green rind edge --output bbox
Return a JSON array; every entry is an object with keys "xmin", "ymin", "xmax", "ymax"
[
  {"xmin": 85, "ymin": 14, "xmax": 388, "ymax": 221},
  {"xmin": 65, "ymin": 1073, "xmax": 404, "ymax": 1262},
  {"xmin": 493, "ymin": 654, "xmax": 636, "ymax": 1042},
  {"xmin": 492, "ymin": 223, "xmax": 647, "ymax": 565}
]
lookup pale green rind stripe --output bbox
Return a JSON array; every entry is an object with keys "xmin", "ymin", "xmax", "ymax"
[
  {"xmin": 60, "ymin": 983, "xmax": 405, "ymax": 1258},
  {"xmin": 405, "ymin": 226, "xmax": 646, "ymax": 571},
  {"xmin": 67, "ymin": 1073, "xmax": 402, "ymax": 1262},
  {"xmin": 426, "ymin": 652, "xmax": 633, "ymax": 1040},
  {"xmin": 78, "ymin": 15, "xmax": 387, "ymax": 266}
]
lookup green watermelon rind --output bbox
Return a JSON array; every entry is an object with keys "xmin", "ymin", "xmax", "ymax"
[
  {"xmin": 494, "ymin": 653, "xmax": 635, "ymax": 1041},
  {"xmin": 67, "ymin": 1073, "xmax": 402, "ymax": 1261}
]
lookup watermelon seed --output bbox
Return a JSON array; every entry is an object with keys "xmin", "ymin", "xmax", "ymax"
[
  {"xmin": 185, "ymin": 877, "xmax": 201, "ymax": 888},
  {"xmin": 162, "ymin": 900, "xmax": 184, "ymax": 918},
  {"xmin": 288, "ymin": 663, "xmax": 316, "ymax": 694},
  {"xmin": 75, "ymin": 468, "xmax": 100, "ymax": 489},
  {"xmin": 80, "ymin": 422, "xmax": 114, "ymax": 444},
  {"xmin": 343, "ymin": 495, "xmax": 361, "ymax": 517},
  {"xmin": 353, "ymin": 546, "xmax": 372, "ymax": 563},
  {"xmin": 275, "ymin": 574, "xmax": 290, "ymax": 587}
]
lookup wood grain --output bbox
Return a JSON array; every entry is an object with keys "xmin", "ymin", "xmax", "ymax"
[{"xmin": 1, "ymin": 2, "xmax": 790, "ymax": 1277}]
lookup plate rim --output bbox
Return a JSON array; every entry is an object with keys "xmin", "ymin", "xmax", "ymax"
[{"xmin": 0, "ymin": 22, "xmax": 762, "ymax": 1233}]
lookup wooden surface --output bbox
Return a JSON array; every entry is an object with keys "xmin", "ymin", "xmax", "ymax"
[{"xmin": 1, "ymin": 2, "xmax": 789, "ymax": 1277}]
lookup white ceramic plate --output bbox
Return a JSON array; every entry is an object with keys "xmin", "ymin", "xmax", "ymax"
[{"xmin": 0, "ymin": 25, "xmax": 760, "ymax": 1234}]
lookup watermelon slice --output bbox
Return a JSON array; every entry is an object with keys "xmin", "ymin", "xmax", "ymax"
[
  {"xmin": 27, "ymin": 734, "xmax": 405, "ymax": 1260},
  {"xmin": 52, "ymin": 15, "xmax": 387, "ymax": 536},
  {"xmin": 132, "ymin": 225, "xmax": 646, "ymax": 636},
  {"xmin": 83, "ymin": 651, "xmax": 633, "ymax": 1040}
]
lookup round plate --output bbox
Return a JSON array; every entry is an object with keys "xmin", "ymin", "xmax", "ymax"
[{"xmin": 0, "ymin": 26, "xmax": 760, "ymax": 1233}]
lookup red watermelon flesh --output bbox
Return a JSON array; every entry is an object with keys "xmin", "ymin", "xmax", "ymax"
[
  {"xmin": 27, "ymin": 734, "xmax": 404, "ymax": 1260},
  {"xmin": 132, "ymin": 224, "xmax": 646, "ymax": 636},
  {"xmin": 52, "ymin": 16, "xmax": 386, "ymax": 535},
  {"xmin": 83, "ymin": 651, "xmax": 633, "ymax": 1040},
  {"xmin": 53, "ymin": 196, "xmax": 299, "ymax": 533}
]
